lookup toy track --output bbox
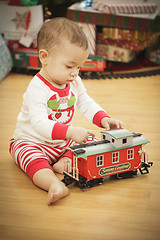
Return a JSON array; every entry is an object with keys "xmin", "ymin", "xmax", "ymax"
[
  {"xmin": 12, "ymin": 67, "xmax": 160, "ymax": 79},
  {"xmin": 80, "ymin": 68, "xmax": 160, "ymax": 79}
]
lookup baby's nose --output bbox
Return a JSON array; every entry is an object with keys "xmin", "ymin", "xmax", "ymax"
[{"xmin": 71, "ymin": 69, "xmax": 79, "ymax": 76}]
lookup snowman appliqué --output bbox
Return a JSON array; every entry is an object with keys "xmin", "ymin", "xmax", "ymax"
[{"xmin": 47, "ymin": 90, "xmax": 76, "ymax": 124}]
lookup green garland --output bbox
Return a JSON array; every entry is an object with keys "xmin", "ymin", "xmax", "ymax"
[{"xmin": 19, "ymin": 0, "xmax": 39, "ymax": 6}]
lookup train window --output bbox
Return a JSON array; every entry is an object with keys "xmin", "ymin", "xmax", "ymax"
[
  {"xmin": 127, "ymin": 149, "xmax": 134, "ymax": 160},
  {"xmin": 112, "ymin": 152, "xmax": 119, "ymax": 163},
  {"xmin": 96, "ymin": 155, "xmax": 104, "ymax": 167},
  {"xmin": 122, "ymin": 138, "xmax": 127, "ymax": 144}
]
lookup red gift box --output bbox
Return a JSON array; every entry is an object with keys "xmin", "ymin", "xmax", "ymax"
[{"xmin": 67, "ymin": 3, "xmax": 160, "ymax": 32}]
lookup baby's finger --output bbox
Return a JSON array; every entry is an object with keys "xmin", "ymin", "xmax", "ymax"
[
  {"xmin": 115, "ymin": 121, "xmax": 120, "ymax": 129},
  {"xmin": 116, "ymin": 120, "xmax": 123, "ymax": 129},
  {"xmin": 87, "ymin": 129, "xmax": 95, "ymax": 137},
  {"xmin": 105, "ymin": 122, "xmax": 110, "ymax": 130},
  {"xmin": 119, "ymin": 121, "xmax": 124, "ymax": 129}
]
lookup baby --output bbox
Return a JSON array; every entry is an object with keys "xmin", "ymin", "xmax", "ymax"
[{"xmin": 10, "ymin": 18, "xmax": 123, "ymax": 205}]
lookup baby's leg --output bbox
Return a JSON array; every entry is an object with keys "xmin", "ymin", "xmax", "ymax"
[
  {"xmin": 33, "ymin": 168, "xmax": 69, "ymax": 205},
  {"xmin": 9, "ymin": 139, "xmax": 69, "ymax": 205},
  {"xmin": 53, "ymin": 157, "xmax": 71, "ymax": 174}
]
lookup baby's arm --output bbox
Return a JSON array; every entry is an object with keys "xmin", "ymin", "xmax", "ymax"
[{"xmin": 101, "ymin": 117, "xmax": 123, "ymax": 130}]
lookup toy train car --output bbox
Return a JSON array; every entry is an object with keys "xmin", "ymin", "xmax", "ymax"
[
  {"xmin": 62, "ymin": 129, "xmax": 153, "ymax": 188},
  {"xmin": 12, "ymin": 48, "xmax": 41, "ymax": 70},
  {"xmin": 12, "ymin": 47, "xmax": 106, "ymax": 73}
]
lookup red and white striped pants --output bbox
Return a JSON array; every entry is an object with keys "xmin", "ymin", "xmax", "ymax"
[{"xmin": 9, "ymin": 136, "xmax": 97, "ymax": 180}]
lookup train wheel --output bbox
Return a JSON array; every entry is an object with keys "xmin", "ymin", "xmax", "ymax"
[
  {"xmin": 87, "ymin": 178, "xmax": 104, "ymax": 187},
  {"xmin": 78, "ymin": 181, "xmax": 88, "ymax": 189},
  {"xmin": 117, "ymin": 170, "xmax": 137, "ymax": 179},
  {"xmin": 61, "ymin": 174, "xmax": 74, "ymax": 186}
]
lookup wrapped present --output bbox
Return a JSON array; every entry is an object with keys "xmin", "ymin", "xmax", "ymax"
[
  {"xmin": 96, "ymin": 43, "xmax": 136, "ymax": 62},
  {"xmin": 78, "ymin": 22, "xmax": 96, "ymax": 55},
  {"xmin": 97, "ymin": 32, "xmax": 160, "ymax": 51},
  {"xmin": 0, "ymin": 4, "xmax": 43, "ymax": 49},
  {"xmin": 0, "ymin": 34, "xmax": 13, "ymax": 81},
  {"xmin": 4, "ymin": 38, "xmax": 37, "ymax": 51},
  {"xmin": 145, "ymin": 43, "xmax": 160, "ymax": 64},
  {"xmin": 96, "ymin": 37, "xmax": 142, "ymax": 51},
  {"xmin": 92, "ymin": 0, "xmax": 157, "ymax": 15},
  {"xmin": 148, "ymin": 49, "xmax": 160, "ymax": 64},
  {"xmin": 67, "ymin": 3, "xmax": 160, "ymax": 32},
  {"xmin": 102, "ymin": 27, "xmax": 151, "ymax": 41}
]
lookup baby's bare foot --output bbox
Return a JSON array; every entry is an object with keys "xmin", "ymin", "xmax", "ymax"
[
  {"xmin": 47, "ymin": 181, "xmax": 69, "ymax": 206},
  {"xmin": 53, "ymin": 157, "xmax": 71, "ymax": 174}
]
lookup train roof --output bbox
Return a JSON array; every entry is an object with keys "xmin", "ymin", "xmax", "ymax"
[
  {"xmin": 101, "ymin": 129, "xmax": 134, "ymax": 139},
  {"xmin": 66, "ymin": 133, "xmax": 150, "ymax": 158}
]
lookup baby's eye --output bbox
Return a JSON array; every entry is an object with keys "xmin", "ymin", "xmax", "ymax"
[{"xmin": 66, "ymin": 65, "xmax": 73, "ymax": 69}]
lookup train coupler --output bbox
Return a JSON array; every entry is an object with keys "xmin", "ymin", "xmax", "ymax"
[{"xmin": 139, "ymin": 161, "xmax": 153, "ymax": 174}]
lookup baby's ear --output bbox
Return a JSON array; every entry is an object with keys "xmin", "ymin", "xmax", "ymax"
[{"xmin": 39, "ymin": 49, "xmax": 49, "ymax": 65}]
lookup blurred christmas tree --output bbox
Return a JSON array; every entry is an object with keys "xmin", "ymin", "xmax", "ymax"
[{"xmin": 39, "ymin": 0, "xmax": 81, "ymax": 18}]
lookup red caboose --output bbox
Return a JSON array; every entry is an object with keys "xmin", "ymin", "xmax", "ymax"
[{"xmin": 62, "ymin": 129, "xmax": 153, "ymax": 188}]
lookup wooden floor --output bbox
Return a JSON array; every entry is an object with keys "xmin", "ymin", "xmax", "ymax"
[{"xmin": 0, "ymin": 72, "xmax": 160, "ymax": 240}]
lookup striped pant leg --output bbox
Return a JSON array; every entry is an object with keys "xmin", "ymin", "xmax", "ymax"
[
  {"xmin": 9, "ymin": 139, "xmax": 73, "ymax": 180},
  {"xmin": 87, "ymin": 135, "xmax": 98, "ymax": 142}
]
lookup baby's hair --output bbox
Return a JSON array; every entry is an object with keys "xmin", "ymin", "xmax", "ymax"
[{"xmin": 37, "ymin": 17, "xmax": 88, "ymax": 52}]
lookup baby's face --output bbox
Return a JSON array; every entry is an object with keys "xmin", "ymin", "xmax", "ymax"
[{"xmin": 43, "ymin": 40, "xmax": 89, "ymax": 88}]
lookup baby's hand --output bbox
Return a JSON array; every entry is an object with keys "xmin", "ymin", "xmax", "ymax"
[
  {"xmin": 66, "ymin": 126, "xmax": 95, "ymax": 144},
  {"xmin": 101, "ymin": 117, "xmax": 123, "ymax": 130}
]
